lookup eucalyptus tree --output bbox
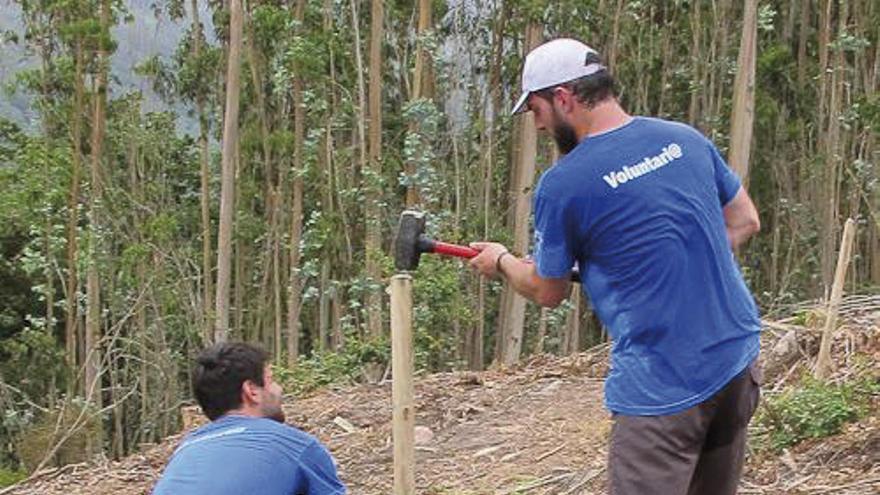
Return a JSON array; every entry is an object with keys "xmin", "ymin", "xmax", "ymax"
[
  {"xmin": 365, "ymin": 0, "xmax": 385, "ymax": 341},
  {"xmin": 83, "ymin": 0, "xmax": 111, "ymax": 406},
  {"xmin": 214, "ymin": 0, "xmax": 244, "ymax": 343}
]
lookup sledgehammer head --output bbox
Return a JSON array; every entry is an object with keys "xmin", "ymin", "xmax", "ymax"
[{"xmin": 394, "ymin": 210, "xmax": 427, "ymax": 271}]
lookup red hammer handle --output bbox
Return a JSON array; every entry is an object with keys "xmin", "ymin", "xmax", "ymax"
[{"xmin": 432, "ymin": 241, "xmax": 479, "ymax": 259}]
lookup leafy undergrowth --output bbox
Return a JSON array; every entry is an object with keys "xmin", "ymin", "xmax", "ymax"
[
  {"xmin": 0, "ymin": 468, "xmax": 26, "ymax": 488},
  {"xmin": 273, "ymin": 336, "xmax": 391, "ymax": 395},
  {"xmin": 755, "ymin": 374, "xmax": 879, "ymax": 452}
]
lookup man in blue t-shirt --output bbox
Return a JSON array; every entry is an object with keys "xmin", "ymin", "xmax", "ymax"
[
  {"xmin": 152, "ymin": 342, "xmax": 346, "ymax": 495},
  {"xmin": 469, "ymin": 38, "xmax": 762, "ymax": 495}
]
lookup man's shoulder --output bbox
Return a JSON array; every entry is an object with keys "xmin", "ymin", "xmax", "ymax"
[
  {"xmin": 536, "ymin": 161, "xmax": 584, "ymax": 201},
  {"xmin": 186, "ymin": 416, "xmax": 317, "ymax": 446},
  {"xmin": 633, "ymin": 116, "xmax": 706, "ymax": 141},
  {"xmin": 242, "ymin": 417, "xmax": 318, "ymax": 442}
]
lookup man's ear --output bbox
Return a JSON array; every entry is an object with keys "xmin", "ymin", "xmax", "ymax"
[
  {"xmin": 554, "ymin": 86, "xmax": 576, "ymax": 114},
  {"xmin": 241, "ymin": 379, "xmax": 261, "ymax": 406}
]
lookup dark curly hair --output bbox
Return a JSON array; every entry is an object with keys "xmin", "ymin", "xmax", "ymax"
[
  {"xmin": 192, "ymin": 342, "xmax": 269, "ymax": 420},
  {"xmin": 535, "ymin": 52, "xmax": 618, "ymax": 109}
]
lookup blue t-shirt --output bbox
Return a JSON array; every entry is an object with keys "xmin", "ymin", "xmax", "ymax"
[
  {"xmin": 532, "ymin": 116, "xmax": 761, "ymax": 416},
  {"xmin": 152, "ymin": 415, "xmax": 346, "ymax": 495}
]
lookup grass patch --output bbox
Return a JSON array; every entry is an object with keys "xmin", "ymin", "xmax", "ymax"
[
  {"xmin": 0, "ymin": 467, "xmax": 26, "ymax": 488},
  {"xmin": 756, "ymin": 375, "xmax": 879, "ymax": 451}
]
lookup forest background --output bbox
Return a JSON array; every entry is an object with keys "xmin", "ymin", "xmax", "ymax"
[{"xmin": 0, "ymin": 0, "xmax": 877, "ymax": 478}]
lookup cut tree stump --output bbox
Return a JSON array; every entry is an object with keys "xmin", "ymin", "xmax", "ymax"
[{"xmin": 814, "ymin": 218, "xmax": 856, "ymax": 380}]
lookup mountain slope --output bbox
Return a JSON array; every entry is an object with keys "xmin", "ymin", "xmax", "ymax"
[{"xmin": 5, "ymin": 298, "xmax": 879, "ymax": 495}]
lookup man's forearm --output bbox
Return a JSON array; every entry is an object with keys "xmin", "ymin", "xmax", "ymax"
[
  {"xmin": 727, "ymin": 216, "xmax": 761, "ymax": 249},
  {"xmin": 468, "ymin": 242, "xmax": 570, "ymax": 308},
  {"xmin": 727, "ymin": 225, "xmax": 756, "ymax": 249},
  {"xmin": 496, "ymin": 253, "xmax": 540, "ymax": 302},
  {"xmin": 723, "ymin": 187, "xmax": 761, "ymax": 249},
  {"xmin": 497, "ymin": 254, "xmax": 568, "ymax": 308}
]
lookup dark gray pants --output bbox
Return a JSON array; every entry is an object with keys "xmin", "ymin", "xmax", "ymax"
[{"xmin": 608, "ymin": 361, "xmax": 762, "ymax": 495}]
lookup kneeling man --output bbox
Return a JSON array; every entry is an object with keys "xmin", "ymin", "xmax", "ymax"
[{"xmin": 153, "ymin": 342, "xmax": 346, "ymax": 495}]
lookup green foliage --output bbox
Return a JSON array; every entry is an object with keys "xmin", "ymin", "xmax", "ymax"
[
  {"xmin": 829, "ymin": 31, "xmax": 871, "ymax": 53},
  {"xmin": 757, "ymin": 4, "xmax": 777, "ymax": 32},
  {"xmin": 16, "ymin": 399, "xmax": 102, "ymax": 471},
  {"xmin": 413, "ymin": 256, "xmax": 473, "ymax": 370},
  {"xmin": 756, "ymin": 377, "xmax": 879, "ymax": 452},
  {"xmin": 852, "ymin": 94, "xmax": 880, "ymax": 131},
  {"xmin": 0, "ymin": 328, "xmax": 64, "ymax": 397},
  {"xmin": 173, "ymin": 29, "xmax": 222, "ymax": 105},
  {"xmin": 0, "ymin": 117, "xmax": 68, "ymax": 349},
  {"xmin": 252, "ymin": 5, "xmax": 295, "ymax": 54},
  {"xmin": 0, "ymin": 326, "xmax": 65, "ymax": 465},
  {"xmin": 0, "ymin": 244, "xmax": 42, "ymax": 342},
  {"xmin": 0, "ymin": 467, "xmax": 26, "ymax": 488},
  {"xmin": 0, "ymin": 119, "xmax": 69, "ymax": 230},
  {"xmin": 274, "ymin": 336, "xmax": 391, "ymax": 396},
  {"xmin": 402, "ymin": 98, "xmax": 443, "ymax": 206}
]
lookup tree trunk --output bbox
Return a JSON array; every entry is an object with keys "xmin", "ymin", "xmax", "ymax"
[
  {"xmin": 65, "ymin": 36, "xmax": 85, "ymax": 383},
  {"xmin": 365, "ymin": 0, "xmax": 384, "ymax": 339},
  {"xmin": 109, "ymin": 357, "xmax": 124, "ymax": 459},
  {"xmin": 351, "ymin": 0, "xmax": 367, "ymax": 194},
  {"xmin": 820, "ymin": 0, "xmax": 844, "ymax": 297},
  {"xmin": 404, "ymin": 0, "xmax": 432, "ymax": 207},
  {"xmin": 271, "ymin": 190, "xmax": 283, "ymax": 361},
  {"xmin": 472, "ymin": 5, "xmax": 506, "ymax": 371},
  {"xmin": 607, "ymin": 0, "xmax": 625, "ymax": 72},
  {"xmin": 85, "ymin": 0, "xmax": 110, "ymax": 406},
  {"xmin": 470, "ymin": 278, "xmax": 485, "ymax": 369},
  {"xmin": 561, "ymin": 286, "xmax": 581, "ymax": 355},
  {"xmin": 127, "ymin": 112, "xmax": 151, "ymax": 446},
  {"xmin": 709, "ymin": 0, "xmax": 731, "ymax": 123},
  {"xmin": 244, "ymin": 13, "xmax": 280, "ymax": 351},
  {"xmin": 533, "ymin": 308, "xmax": 548, "ymax": 354},
  {"xmin": 815, "ymin": 218, "xmax": 856, "ymax": 379},
  {"xmin": 246, "ymin": 16, "xmax": 274, "ymax": 207},
  {"xmin": 37, "ymin": 31, "xmax": 56, "ymax": 373},
  {"xmin": 286, "ymin": 0, "xmax": 307, "ymax": 364},
  {"xmin": 783, "ymin": 0, "xmax": 797, "ymax": 42},
  {"xmin": 190, "ymin": 0, "xmax": 213, "ymax": 344},
  {"xmin": 797, "ymin": 0, "xmax": 810, "ymax": 89},
  {"xmin": 235, "ymin": 236, "xmax": 247, "ymax": 339},
  {"xmin": 817, "ymin": 0, "xmax": 832, "ymax": 129},
  {"xmin": 500, "ymin": 23, "xmax": 541, "ymax": 366},
  {"xmin": 331, "ymin": 283, "xmax": 344, "ymax": 350},
  {"xmin": 872, "ymin": 225, "xmax": 880, "ymax": 285},
  {"xmin": 688, "ymin": 0, "xmax": 702, "ymax": 125},
  {"xmin": 214, "ymin": 0, "xmax": 244, "ymax": 343},
  {"xmin": 495, "ymin": 133, "xmax": 518, "ymax": 361},
  {"xmin": 318, "ymin": 260, "xmax": 330, "ymax": 352},
  {"xmin": 728, "ymin": 0, "xmax": 758, "ymax": 185}
]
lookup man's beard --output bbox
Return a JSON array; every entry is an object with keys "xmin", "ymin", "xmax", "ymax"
[
  {"xmin": 551, "ymin": 110, "xmax": 579, "ymax": 155},
  {"xmin": 266, "ymin": 408, "xmax": 286, "ymax": 423},
  {"xmin": 261, "ymin": 395, "xmax": 286, "ymax": 423}
]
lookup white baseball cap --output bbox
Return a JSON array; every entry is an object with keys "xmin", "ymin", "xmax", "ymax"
[{"xmin": 511, "ymin": 38, "xmax": 605, "ymax": 115}]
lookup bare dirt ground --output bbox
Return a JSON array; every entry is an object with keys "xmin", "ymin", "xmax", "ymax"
[{"xmin": 5, "ymin": 296, "xmax": 879, "ymax": 495}]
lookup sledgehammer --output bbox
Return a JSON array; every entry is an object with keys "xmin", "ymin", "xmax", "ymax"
[
  {"xmin": 394, "ymin": 210, "xmax": 479, "ymax": 271},
  {"xmin": 393, "ymin": 210, "xmax": 581, "ymax": 282}
]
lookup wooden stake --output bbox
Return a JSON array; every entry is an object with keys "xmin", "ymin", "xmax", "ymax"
[
  {"xmin": 814, "ymin": 218, "xmax": 856, "ymax": 380},
  {"xmin": 390, "ymin": 274, "xmax": 415, "ymax": 495}
]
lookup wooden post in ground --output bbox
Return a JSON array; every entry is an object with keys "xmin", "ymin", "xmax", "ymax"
[
  {"xmin": 815, "ymin": 218, "xmax": 856, "ymax": 380},
  {"xmin": 390, "ymin": 274, "xmax": 415, "ymax": 495}
]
